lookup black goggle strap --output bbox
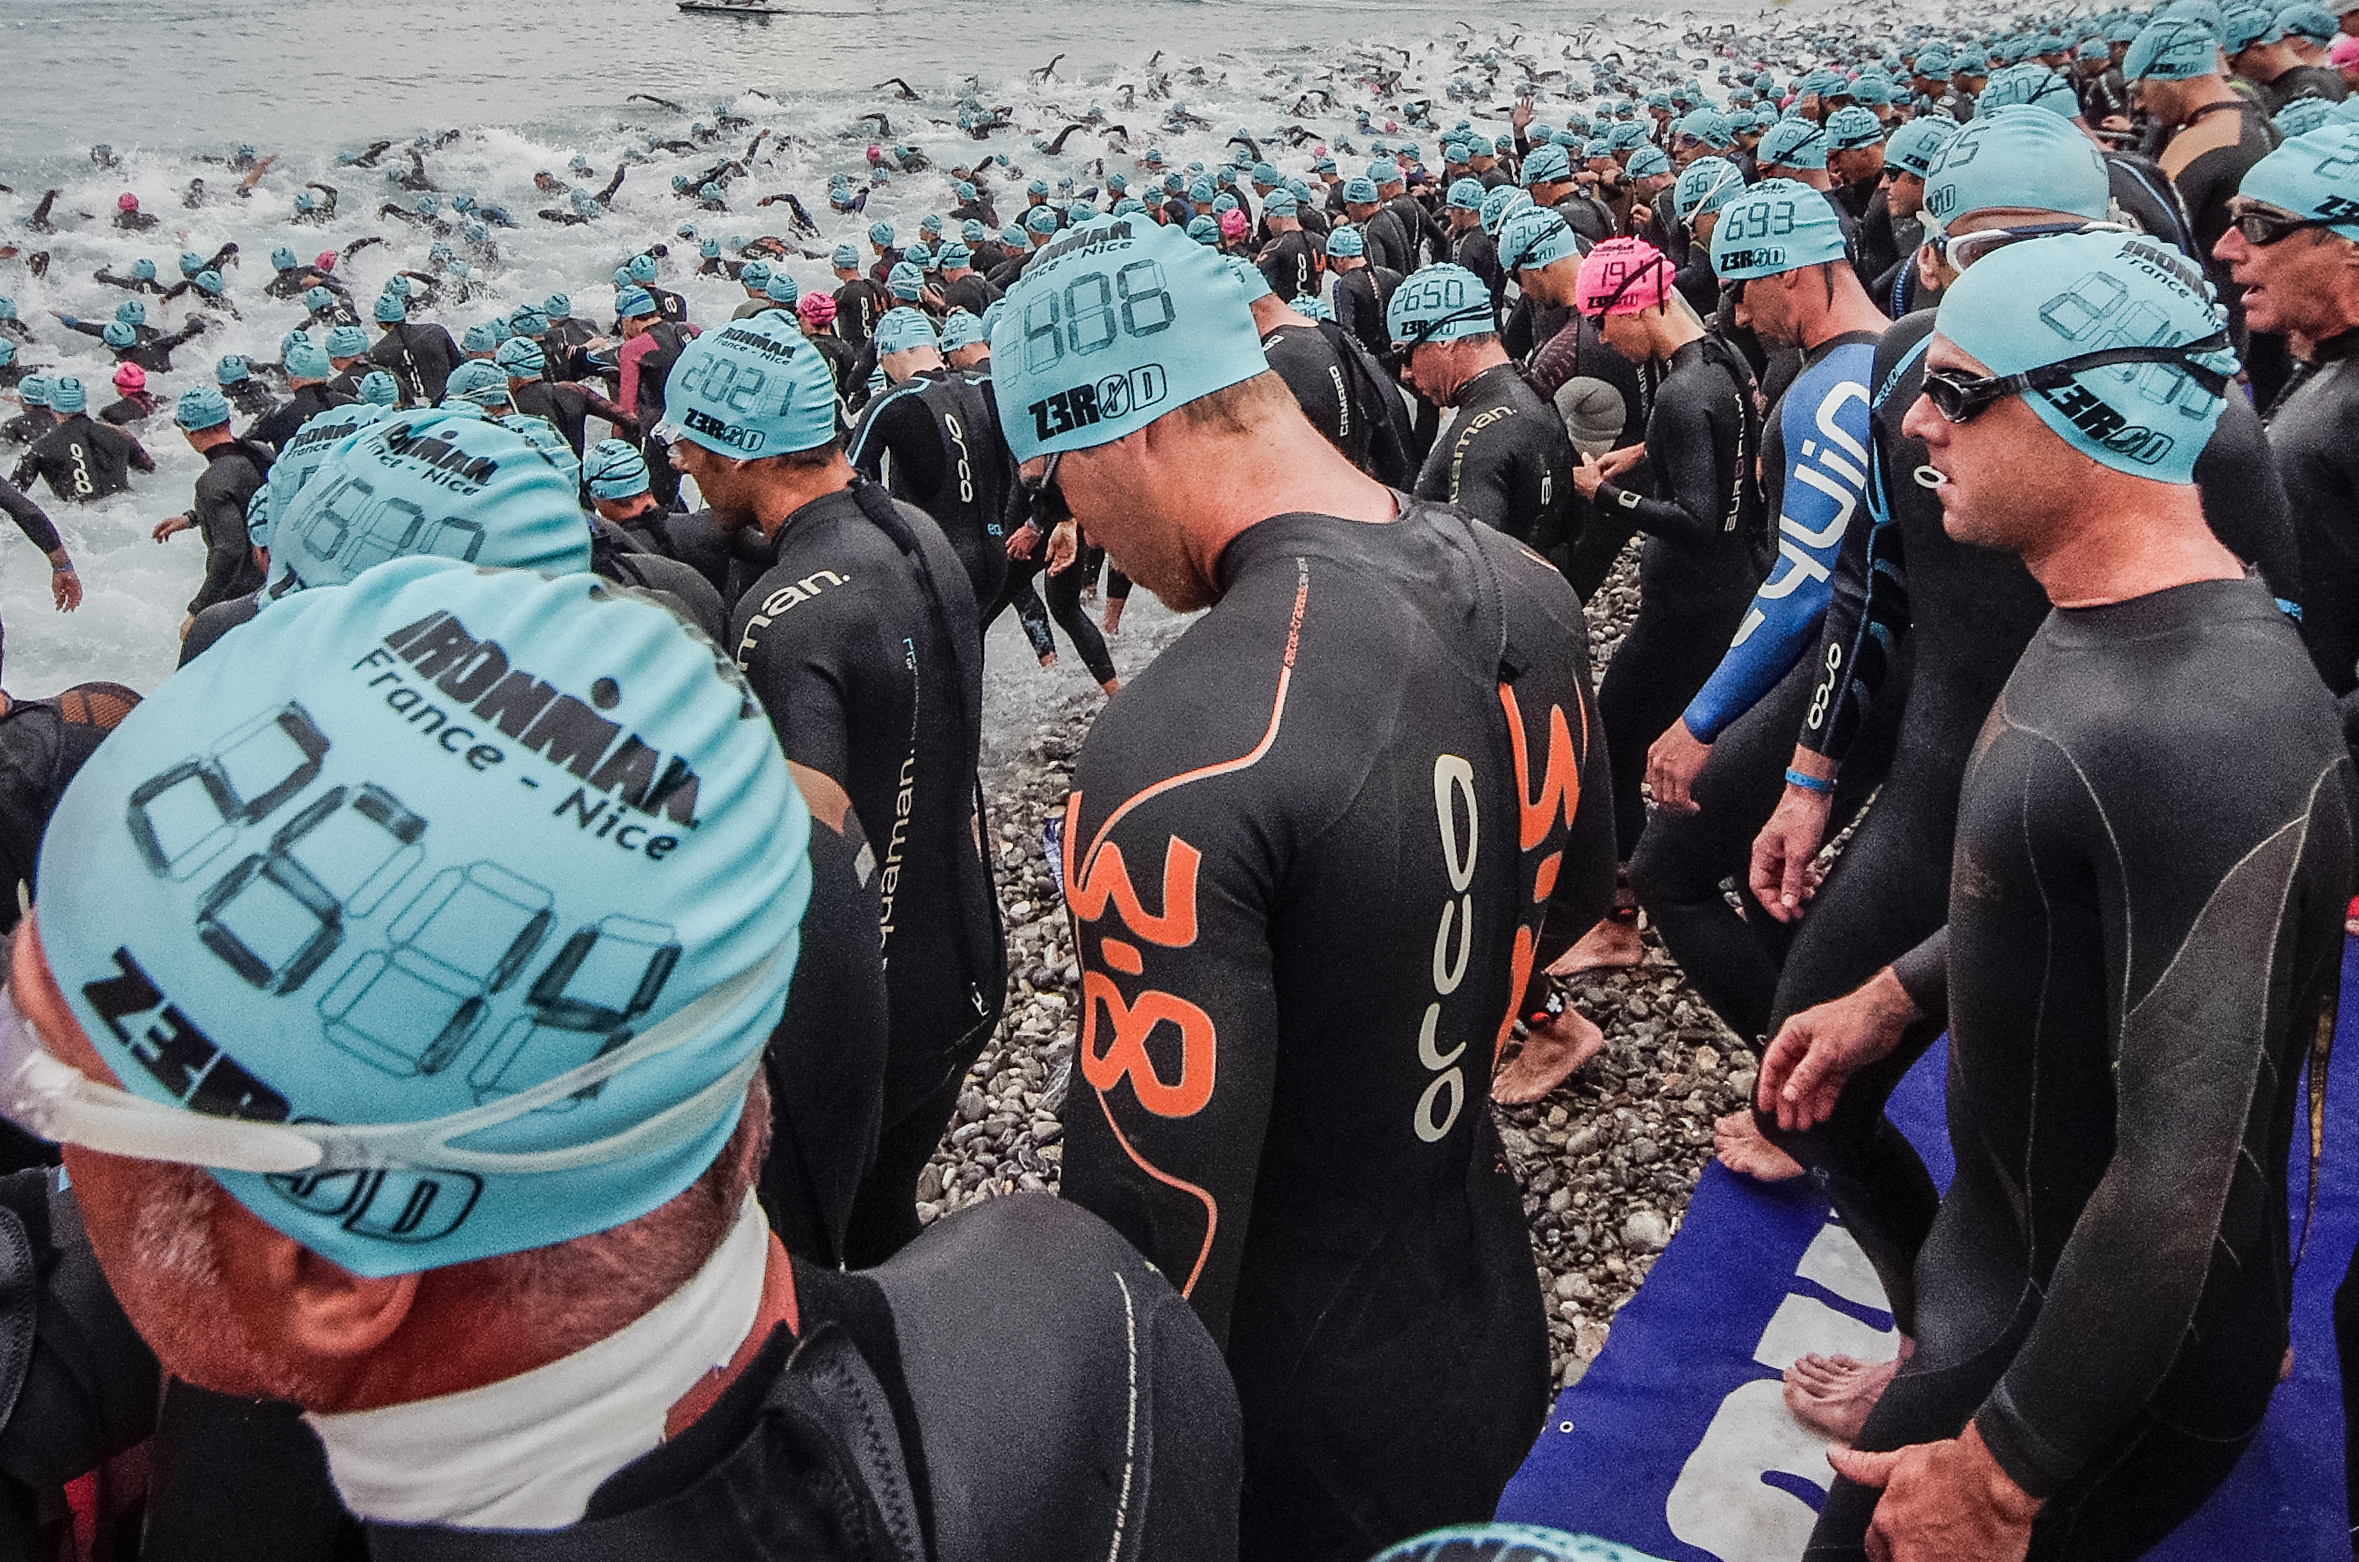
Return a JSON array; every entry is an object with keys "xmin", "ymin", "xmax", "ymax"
[
  {"xmin": 1400, "ymin": 301, "xmax": 1497, "ymax": 347},
  {"xmin": 1936, "ymin": 331, "xmax": 2235, "ymax": 411},
  {"xmin": 1582, "ymin": 252, "xmax": 1671, "ymax": 318}
]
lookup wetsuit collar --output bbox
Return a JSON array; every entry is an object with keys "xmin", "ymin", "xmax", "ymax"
[
  {"xmin": 307, "ymin": 1195, "xmax": 775, "ymax": 1530},
  {"xmin": 1210, "ymin": 496, "xmax": 1406, "ymax": 594},
  {"xmin": 2309, "ymin": 327, "xmax": 2359, "ymax": 365},
  {"xmin": 1453, "ymin": 358, "xmax": 1523, "ymax": 409}
]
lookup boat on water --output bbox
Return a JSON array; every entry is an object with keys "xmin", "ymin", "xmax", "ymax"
[{"xmin": 678, "ymin": 1, "xmax": 788, "ymax": 14}]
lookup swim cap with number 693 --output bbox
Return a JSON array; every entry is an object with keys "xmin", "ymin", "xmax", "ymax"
[{"xmin": 990, "ymin": 214, "xmax": 1268, "ymax": 463}]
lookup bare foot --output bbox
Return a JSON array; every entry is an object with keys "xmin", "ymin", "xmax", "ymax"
[
  {"xmin": 1103, "ymin": 601, "xmax": 1125, "ymax": 634},
  {"xmin": 1549, "ymin": 913, "xmax": 1644, "ymax": 977},
  {"xmin": 1493, "ymin": 1006, "xmax": 1605, "ymax": 1105},
  {"xmin": 1098, "ymin": 677, "xmax": 1121, "ymax": 698},
  {"xmin": 1784, "ymin": 1345, "xmax": 1908, "ymax": 1444},
  {"xmin": 1713, "ymin": 1109, "xmax": 1806, "ymax": 1181},
  {"xmin": 1037, "ymin": 651, "xmax": 1059, "ymax": 669},
  {"xmin": 2282, "ymin": 1345, "xmax": 2295, "ymax": 1383}
]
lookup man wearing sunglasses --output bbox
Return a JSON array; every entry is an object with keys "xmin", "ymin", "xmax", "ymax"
[
  {"xmin": 0, "ymin": 561, "xmax": 1240, "ymax": 1561},
  {"xmin": 1004, "ymin": 216, "xmax": 1614, "ymax": 1560},
  {"xmin": 1736, "ymin": 106, "xmax": 2300, "ymax": 1442},
  {"xmin": 1760, "ymin": 225, "xmax": 2350, "ymax": 1562},
  {"xmin": 2219, "ymin": 122, "xmax": 2359, "ymax": 696}
]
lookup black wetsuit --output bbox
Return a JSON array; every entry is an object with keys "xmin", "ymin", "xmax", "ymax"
[
  {"xmin": 184, "ymin": 439, "xmax": 271, "ymax": 616},
  {"xmin": 0, "ymin": 481, "xmax": 61, "ymax": 681},
  {"xmin": 1261, "ymin": 320, "xmax": 1414, "ymax": 487},
  {"xmin": 940, "ymin": 271, "xmax": 1001, "ymax": 319},
  {"xmin": 370, "ymin": 321, "xmax": 463, "ymax": 407},
  {"xmin": 846, "ymin": 368, "xmax": 1016, "ymax": 619},
  {"xmin": 513, "ymin": 378, "xmax": 636, "ymax": 456},
  {"xmin": 247, "ymin": 383, "xmax": 358, "ymax": 454},
  {"xmin": 1750, "ymin": 310, "xmax": 2305, "ymax": 1336},
  {"xmin": 1058, "ymin": 499, "xmax": 1615, "ymax": 1562},
  {"xmin": 1591, "ymin": 336, "xmax": 1764, "ymax": 857},
  {"xmin": 10, "ymin": 414, "xmax": 152, "ymax": 504},
  {"xmin": 2263, "ymin": 328, "xmax": 2359, "ymax": 692},
  {"xmin": 1257, "ymin": 230, "xmax": 1317, "ymax": 302},
  {"xmin": 834, "ymin": 278, "xmax": 886, "ymax": 349},
  {"xmin": 2258, "ymin": 62, "xmax": 2348, "ymax": 112},
  {"xmin": 1808, "ymin": 576, "xmax": 2351, "ymax": 1562},
  {"xmin": 729, "ymin": 481, "xmax": 1005, "ymax": 1268},
  {"xmin": 1332, "ymin": 265, "xmax": 1404, "ymax": 366},
  {"xmin": 1412, "ymin": 361, "xmax": 1573, "ymax": 557},
  {"xmin": 1, "ymin": 1180, "xmax": 1241, "ymax": 1562}
]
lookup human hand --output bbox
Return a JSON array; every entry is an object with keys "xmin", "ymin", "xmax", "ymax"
[
  {"xmin": 49, "ymin": 564, "xmax": 80, "ymax": 611},
  {"xmin": 1757, "ymin": 967, "xmax": 1918, "ymax": 1132},
  {"xmin": 1645, "ymin": 719, "xmax": 1711, "ymax": 814},
  {"xmin": 1827, "ymin": 1422, "xmax": 2039, "ymax": 1562},
  {"xmin": 1750, "ymin": 778, "xmax": 1835, "ymax": 921},
  {"xmin": 151, "ymin": 513, "xmax": 195, "ymax": 543}
]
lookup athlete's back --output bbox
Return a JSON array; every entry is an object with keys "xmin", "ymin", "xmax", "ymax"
[{"xmin": 1059, "ymin": 499, "xmax": 1613, "ymax": 1561}]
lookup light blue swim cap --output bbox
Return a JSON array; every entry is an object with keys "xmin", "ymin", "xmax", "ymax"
[
  {"xmin": 101, "ymin": 321, "xmax": 138, "ymax": 351},
  {"xmin": 2125, "ymin": 15, "xmax": 2222, "ymax": 78},
  {"xmin": 1342, "ymin": 176, "xmax": 1381, "ymax": 203},
  {"xmin": 1481, "ymin": 185, "xmax": 1532, "ymax": 236},
  {"xmin": 991, "ymin": 213, "xmax": 1268, "ymax": 463},
  {"xmin": 38, "ymin": 555, "xmax": 810, "ymax": 1277},
  {"xmin": 1673, "ymin": 156, "xmax": 1748, "ymax": 223},
  {"xmin": 938, "ymin": 309, "xmax": 986, "ymax": 351},
  {"xmin": 544, "ymin": 293, "xmax": 571, "ymax": 319},
  {"xmin": 1825, "ymin": 106, "xmax": 1887, "ymax": 150},
  {"xmin": 443, "ymin": 360, "xmax": 512, "ymax": 409},
  {"xmin": 1521, "ymin": 144, "xmax": 1573, "ymax": 186},
  {"xmin": 1757, "ymin": 117, "xmax": 1829, "ymax": 170},
  {"xmin": 268, "ymin": 409, "xmax": 590, "ymax": 600},
  {"xmin": 173, "ymin": 385, "xmax": 232, "ymax": 431},
  {"xmin": 1626, "ymin": 144, "xmax": 1673, "ymax": 179},
  {"xmin": 614, "ymin": 287, "xmax": 658, "ymax": 321},
  {"xmin": 869, "ymin": 222, "xmax": 895, "ymax": 246},
  {"xmin": 462, "ymin": 323, "xmax": 501, "ymax": 354},
  {"xmin": 358, "ymin": 370, "xmax": 400, "ymax": 407},
  {"xmin": 49, "ymin": 378, "xmax": 86, "ymax": 415},
  {"xmin": 286, "ymin": 338, "xmax": 334, "ymax": 380},
  {"xmin": 272, "ymin": 246, "xmax": 300, "ymax": 272},
  {"xmin": 875, "ymin": 307, "xmax": 940, "ymax": 356},
  {"xmin": 763, "ymin": 272, "xmax": 800, "ymax": 304},
  {"xmin": 263, "ymin": 400, "xmax": 390, "ymax": 531},
  {"xmin": 1497, "ymin": 206, "xmax": 1583, "ymax": 273},
  {"xmin": 1935, "ymin": 228, "xmax": 2234, "ymax": 485},
  {"xmin": 15, "ymin": 376, "xmax": 48, "ymax": 408},
  {"xmin": 1368, "ymin": 1525, "xmax": 1671, "ymax": 1562},
  {"xmin": 626, "ymin": 254, "xmax": 659, "ymax": 283},
  {"xmin": 0, "ymin": 341, "xmax": 13, "ymax": 368},
  {"xmin": 375, "ymin": 294, "xmax": 408, "ymax": 324},
  {"xmin": 2240, "ymin": 121, "xmax": 2359, "ymax": 240},
  {"xmin": 326, "ymin": 325, "xmax": 371, "ymax": 359},
  {"xmin": 1886, "ymin": 116, "xmax": 1960, "ymax": 179},
  {"xmin": 739, "ymin": 259, "xmax": 772, "ymax": 289},
  {"xmin": 1385, "ymin": 263, "xmax": 1496, "ymax": 349},
  {"xmin": 1325, "ymin": 224, "xmax": 1366, "ymax": 258},
  {"xmin": 215, "ymin": 355, "xmax": 251, "ymax": 386},
  {"xmin": 116, "ymin": 299, "xmax": 146, "ymax": 326},
  {"xmin": 131, "ymin": 259, "xmax": 157, "ymax": 282},
  {"xmin": 583, "ymin": 437, "xmax": 651, "ymax": 501},
  {"xmin": 886, "ymin": 262, "xmax": 925, "ymax": 301},
  {"xmin": 1224, "ymin": 255, "xmax": 1274, "ymax": 303},
  {"xmin": 1023, "ymin": 205, "xmax": 1061, "ymax": 236},
  {"xmin": 1711, "ymin": 178, "xmax": 1853, "ymax": 278},
  {"xmin": 660, "ymin": 311, "xmax": 839, "ymax": 458},
  {"xmin": 2274, "ymin": 96, "xmax": 2341, "ymax": 138},
  {"xmin": 1921, "ymin": 105, "xmax": 2111, "ymax": 233}
]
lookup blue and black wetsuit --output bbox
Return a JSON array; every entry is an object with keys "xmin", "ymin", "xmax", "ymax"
[
  {"xmin": 1809, "ymin": 577, "xmax": 2350, "ymax": 1562},
  {"xmin": 1629, "ymin": 330, "xmax": 1883, "ymax": 1042},
  {"xmin": 1057, "ymin": 500, "xmax": 1615, "ymax": 1561}
]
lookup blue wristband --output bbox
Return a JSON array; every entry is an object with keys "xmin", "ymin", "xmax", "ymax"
[{"xmin": 1784, "ymin": 767, "xmax": 1835, "ymax": 795}]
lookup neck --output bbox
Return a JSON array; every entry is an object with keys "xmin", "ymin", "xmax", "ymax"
[
  {"xmin": 2172, "ymin": 75, "xmax": 2243, "ymax": 120},
  {"xmin": 1799, "ymin": 284, "xmax": 1889, "ymax": 351},
  {"xmin": 1444, "ymin": 345, "xmax": 1511, "ymax": 404},
  {"xmin": 2019, "ymin": 478, "xmax": 2242, "ymax": 607},
  {"xmin": 1645, "ymin": 308, "xmax": 1707, "ymax": 360},
  {"xmin": 1177, "ymin": 418, "xmax": 1400, "ymax": 587},
  {"xmin": 752, "ymin": 455, "xmax": 854, "ymax": 539}
]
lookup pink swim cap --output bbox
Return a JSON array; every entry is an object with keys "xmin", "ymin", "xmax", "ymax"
[
  {"xmin": 113, "ymin": 361, "xmax": 146, "ymax": 391},
  {"xmin": 1576, "ymin": 237, "xmax": 1673, "ymax": 317},
  {"xmin": 314, "ymin": 250, "xmax": 339, "ymax": 272},
  {"xmin": 2333, "ymin": 32, "xmax": 2359, "ymax": 67},
  {"xmin": 116, "ymin": 192, "xmax": 139, "ymax": 210},
  {"xmin": 797, "ymin": 291, "xmax": 837, "ymax": 326},
  {"xmin": 1219, "ymin": 207, "xmax": 1250, "ymax": 239}
]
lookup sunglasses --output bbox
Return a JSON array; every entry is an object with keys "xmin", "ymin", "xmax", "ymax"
[
  {"xmin": 1920, "ymin": 333, "xmax": 2233, "ymax": 424},
  {"xmin": 1930, "ymin": 219, "xmax": 2128, "ymax": 270},
  {"xmin": 2229, "ymin": 207, "xmax": 2345, "ymax": 246}
]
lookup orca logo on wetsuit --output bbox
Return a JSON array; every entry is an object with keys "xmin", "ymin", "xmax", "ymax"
[{"xmin": 1418, "ymin": 755, "xmax": 1479, "ymax": 1143}]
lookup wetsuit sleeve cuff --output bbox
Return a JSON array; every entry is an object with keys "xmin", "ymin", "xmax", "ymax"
[
  {"xmin": 1972, "ymin": 1393, "xmax": 2068, "ymax": 1502},
  {"xmin": 1888, "ymin": 927, "xmax": 1948, "ymax": 1020},
  {"xmin": 1594, "ymin": 484, "xmax": 1642, "ymax": 514}
]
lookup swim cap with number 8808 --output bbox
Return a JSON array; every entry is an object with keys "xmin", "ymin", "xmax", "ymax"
[{"xmin": 990, "ymin": 214, "xmax": 1268, "ymax": 463}]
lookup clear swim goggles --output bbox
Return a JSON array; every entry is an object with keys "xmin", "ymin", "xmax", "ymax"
[{"xmin": 0, "ymin": 948, "xmax": 780, "ymax": 1178}]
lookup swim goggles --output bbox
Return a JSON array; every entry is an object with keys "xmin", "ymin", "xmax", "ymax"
[
  {"xmin": 2227, "ymin": 202, "xmax": 2347, "ymax": 247},
  {"xmin": 1930, "ymin": 220, "xmax": 2128, "ymax": 271},
  {"xmin": 0, "ymin": 947, "xmax": 780, "ymax": 1177},
  {"xmin": 1919, "ymin": 332, "xmax": 2233, "ymax": 424}
]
